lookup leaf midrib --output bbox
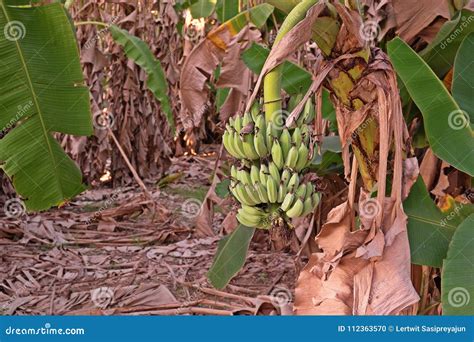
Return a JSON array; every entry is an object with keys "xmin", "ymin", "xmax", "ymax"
[{"xmin": 1, "ymin": 2, "xmax": 64, "ymax": 198}]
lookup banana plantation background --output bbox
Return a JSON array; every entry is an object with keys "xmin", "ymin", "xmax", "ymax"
[{"xmin": 0, "ymin": 0, "xmax": 473, "ymax": 316}]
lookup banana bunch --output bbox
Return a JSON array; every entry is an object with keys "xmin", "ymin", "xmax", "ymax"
[
  {"xmin": 223, "ymin": 115, "xmax": 312, "ymax": 172},
  {"xmin": 223, "ymin": 101, "xmax": 319, "ymax": 229},
  {"xmin": 230, "ymin": 163, "xmax": 320, "ymax": 228}
]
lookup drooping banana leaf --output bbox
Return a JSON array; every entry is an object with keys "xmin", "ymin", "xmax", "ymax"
[
  {"xmin": 420, "ymin": 9, "xmax": 474, "ymax": 77},
  {"xmin": 208, "ymin": 224, "xmax": 255, "ymax": 289},
  {"xmin": 388, "ymin": 37, "xmax": 474, "ymax": 177},
  {"xmin": 442, "ymin": 214, "xmax": 474, "ymax": 315},
  {"xmin": 109, "ymin": 25, "xmax": 175, "ymax": 133},
  {"xmin": 404, "ymin": 177, "xmax": 474, "ymax": 267},
  {"xmin": 0, "ymin": 1, "xmax": 92, "ymax": 211}
]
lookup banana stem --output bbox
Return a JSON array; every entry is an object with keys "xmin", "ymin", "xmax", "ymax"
[{"xmin": 263, "ymin": 0, "xmax": 318, "ymax": 123}]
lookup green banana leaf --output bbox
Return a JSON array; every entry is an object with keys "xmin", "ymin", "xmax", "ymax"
[
  {"xmin": 208, "ymin": 224, "xmax": 255, "ymax": 289},
  {"xmin": 388, "ymin": 37, "xmax": 474, "ymax": 177},
  {"xmin": 442, "ymin": 214, "xmax": 474, "ymax": 315},
  {"xmin": 0, "ymin": 1, "xmax": 92, "ymax": 211},
  {"xmin": 190, "ymin": 0, "xmax": 217, "ymax": 18},
  {"xmin": 420, "ymin": 9, "xmax": 474, "ymax": 77},
  {"xmin": 452, "ymin": 33, "xmax": 474, "ymax": 122},
  {"xmin": 404, "ymin": 177, "xmax": 474, "ymax": 267},
  {"xmin": 109, "ymin": 25, "xmax": 175, "ymax": 133},
  {"xmin": 216, "ymin": 0, "xmax": 239, "ymax": 22}
]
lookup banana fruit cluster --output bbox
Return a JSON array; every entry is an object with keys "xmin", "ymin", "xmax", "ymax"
[{"xmin": 223, "ymin": 100, "xmax": 320, "ymax": 229}]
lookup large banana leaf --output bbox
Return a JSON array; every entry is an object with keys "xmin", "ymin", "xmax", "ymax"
[
  {"xmin": 404, "ymin": 177, "xmax": 474, "ymax": 267},
  {"xmin": 442, "ymin": 214, "xmax": 474, "ymax": 315},
  {"xmin": 109, "ymin": 25, "xmax": 174, "ymax": 133},
  {"xmin": 0, "ymin": 1, "xmax": 92, "ymax": 211},
  {"xmin": 420, "ymin": 9, "xmax": 474, "ymax": 77},
  {"xmin": 388, "ymin": 37, "xmax": 474, "ymax": 177},
  {"xmin": 216, "ymin": 0, "xmax": 238, "ymax": 22},
  {"xmin": 452, "ymin": 33, "xmax": 473, "ymax": 122},
  {"xmin": 208, "ymin": 224, "xmax": 255, "ymax": 289}
]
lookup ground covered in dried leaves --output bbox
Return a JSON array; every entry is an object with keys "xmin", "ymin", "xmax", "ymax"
[{"xmin": 0, "ymin": 152, "xmax": 297, "ymax": 316}]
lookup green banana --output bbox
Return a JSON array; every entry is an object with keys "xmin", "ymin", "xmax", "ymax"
[
  {"xmin": 237, "ymin": 209, "xmax": 262, "ymax": 227},
  {"xmin": 266, "ymin": 177, "xmax": 278, "ymax": 203},
  {"xmin": 292, "ymin": 127, "xmax": 302, "ymax": 146},
  {"xmin": 242, "ymin": 133, "xmax": 260, "ymax": 160},
  {"xmin": 281, "ymin": 169, "xmax": 291, "ymax": 187},
  {"xmin": 254, "ymin": 129, "xmax": 268, "ymax": 158},
  {"xmin": 237, "ymin": 170, "xmax": 252, "ymax": 185},
  {"xmin": 223, "ymin": 130, "xmax": 240, "ymax": 158},
  {"xmin": 287, "ymin": 173, "xmax": 300, "ymax": 192},
  {"xmin": 279, "ymin": 128, "xmax": 292, "ymax": 160},
  {"xmin": 294, "ymin": 143, "xmax": 310, "ymax": 171},
  {"xmin": 250, "ymin": 102, "xmax": 260, "ymax": 122},
  {"xmin": 286, "ymin": 145, "xmax": 299, "ymax": 169},
  {"xmin": 271, "ymin": 138, "xmax": 284, "ymax": 169},
  {"xmin": 301, "ymin": 197, "xmax": 314, "ymax": 216},
  {"xmin": 286, "ymin": 198, "xmax": 304, "ymax": 218},
  {"xmin": 230, "ymin": 131, "xmax": 246, "ymax": 158},
  {"xmin": 233, "ymin": 115, "xmax": 242, "ymax": 133},
  {"xmin": 230, "ymin": 165, "xmax": 238, "ymax": 179},
  {"xmin": 255, "ymin": 182, "xmax": 269, "ymax": 203},
  {"xmin": 250, "ymin": 165, "xmax": 260, "ymax": 184},
  {"xmin": 312, "ymin": 192, "xmax": 320, "ymax": 208},
  {"xmin": 295, "ymin": 183, "xmax": 307, "ymax": 199},
  {"xmin": 259, "ymin": 164, "xmax": 269, "ymax": 185},
  {"xmin": 245, "ymin": 184, "xmax": 262, "ymax": 204},
  {"xmin": 235, "ymin": 183, "xmax": 255, "ymax": 206},
  {"xmin": 281, "ymin": 192, "xmax": 295, "ymax": 212},
  {"xmin": 277, "ymin": 182, "xmax": 287, "ymax": 203},
  {"xmin": 305, "ymin": 182, "xmax": 314, "ymax": 200},
  {"xmin": 268, "ymin": 162, "xmax": 281, "ymax": 183}
]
